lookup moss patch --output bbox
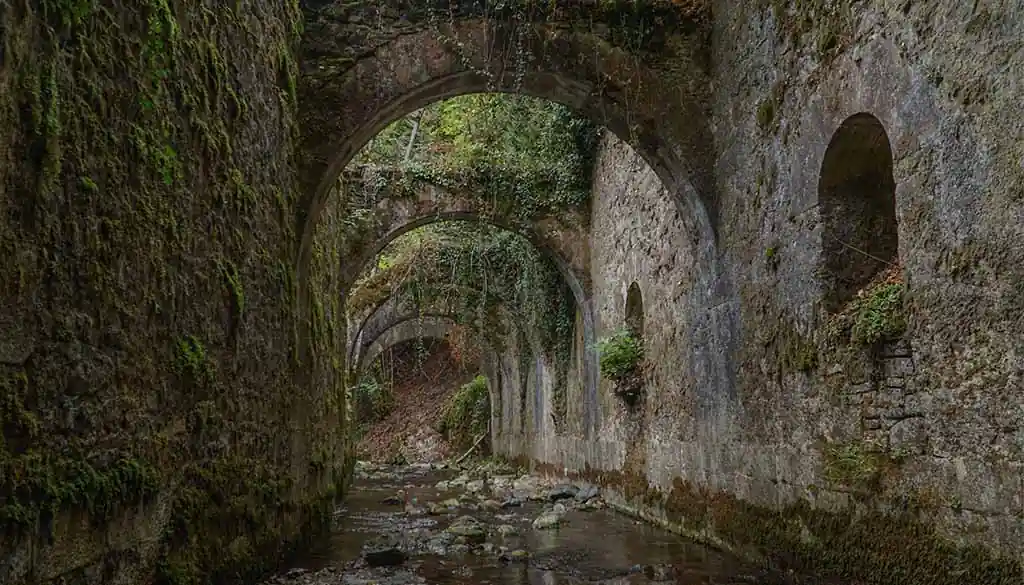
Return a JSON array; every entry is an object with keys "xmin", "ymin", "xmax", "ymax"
[{"xmin": 522, "ymin": 458, "xmax": 1023, "ymax": 585}]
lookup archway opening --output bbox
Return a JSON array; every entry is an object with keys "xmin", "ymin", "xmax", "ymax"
[
  {"xmin": 625, "ymin": 281, "xmax": 645, "ymax": 340},
  {"xmin": 353, "ymin": 334, "xmax": 487, "ymax": 464},
  {"xmin": 345, "ymin": 216, "xmax": 581, "ymax": 463},
  {"xmin": 818, "ymin": 113, "xmax": 899, "ymax": 312}
]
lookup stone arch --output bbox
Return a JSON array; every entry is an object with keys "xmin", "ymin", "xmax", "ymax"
[
  {"xmin": 344, "ymin": 214, "xmax": 601, "ymax": 435},
  {"xmin": 337, "ymin": 169, "xmax": 591, "ymax": 299},
  {"xmin": 625, "ymin": 281, "xmax": 644, "ymax": 339},
  {"xmin": 818, "ymin": 112, "xmax": 899, "ymax": 311},
  {"xmin": 295, "ymin": 5, "xmax": 719, "ymax": 370},
  {"xmin": 357, "ymin": 314, "xmax": 458, "ymax": 376}
]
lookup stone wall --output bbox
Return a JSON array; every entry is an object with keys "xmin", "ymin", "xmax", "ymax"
[
  {"xmin": 493, "ymin": 16, "xmax": 1024, "ymax": 571},
  {"xmin": 0, "ymin": 3, "xmax": 348, "ymax": 584}
]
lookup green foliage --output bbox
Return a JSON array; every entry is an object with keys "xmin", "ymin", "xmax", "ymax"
[
  {"xmin": 596, "ymin": 328, "xmax": 644, "ymax": 381},
  {"xmin": 352, "ymin": 378, "xmax": 394, "ymax": 423},
  {"xmin": 174, "ymin": 335, "xmax": 215, "ymax": 385},
  {"xmin": 439, "ymin": 375, "xmax": 490, "ymax": 451},
  {"xmin": 219, "ymin": 261, "xmax": 245, "ymax": 317},
  {"xmin": 0, "ymin": 451, "xmax": 160, "ymax": 530},
  {"xmin": 850, "ymin": 283, "xmax": 906, "ymax": 345},
  {"xmin": 349, "ymin": 222, "xmax": 574, "ymax": 359},
  {"xmin": 822, "ymin": 440, "xmax": 899, "ymax": 491},
  {"xmin": 354, "ymin": 94, "xmax": 599, "ymax": 218},
  {"xmin": 756, "ymin": 98, "xmax": 776, "ymax": 133}
]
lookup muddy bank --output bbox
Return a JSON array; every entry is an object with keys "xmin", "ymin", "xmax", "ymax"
[{"xmin": 259, "ymin": 461, "xmax": 850, "ymax": 585}]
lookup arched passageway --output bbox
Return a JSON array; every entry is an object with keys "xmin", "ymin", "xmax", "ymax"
[
  {"xmin": 343, "ymin": 216, "xmax": 601, "ymax": 435},
  {"xmin": 294, "ymin": 4, "xmax": 722, "ymax": 374},
  {"xmin": 334, "ymin": 167, "xmax": 591, "ymax": 294}
]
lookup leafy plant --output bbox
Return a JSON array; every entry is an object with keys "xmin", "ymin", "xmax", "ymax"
[
  {"xmin": 439, "ymin": 375, "xmax": 490, "ymax": 452},
  {"xmin": 596, "ymin": 328, "xmax": 644, "ymax": 381},
  {"xmin": 354, "ymin": 94, "xmax": 599, "ymax": 218},
  {"xmin": 822, "ymin": 440, "xmax": 898, "ymax": 491},
  {"xmin": 827, "ymin": 265, "xmax": 907, "ymax": 347},
  {"xmin": 850, "ymin": 282, "xmax": 906, "ymax": 345},
  {"xmin": 351, "ymin": 378, "xmax": 394, "ymax": 423},
  {"xmin": 173, "ymin": 335, "xmax": 214, "ymax": 386}
]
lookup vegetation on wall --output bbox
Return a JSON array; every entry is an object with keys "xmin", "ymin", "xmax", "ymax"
[
  {"xmin": 438, "ymin": 375, "xmax": 491, "ymax": 453},
  {"xmin": 596, "ymin": 328, "xmax": 644, "ymax": 403},
  {"xmin": 827, "ymin": 265, "xmax": 907, "ymax": 347},
  {"xmin": 348, "ymin": 221, "xmax": 576, "ymax": 362},
  {"xmin": 352, "ymin": 93, "xmax": 600, "ymax": 220},
  {"xmin": 0, "ymin": 1, "xmax": 352, "ymax": 583}
]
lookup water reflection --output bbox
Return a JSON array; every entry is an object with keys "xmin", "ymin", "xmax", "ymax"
[{"xmin": 293, "ymin": 465, "xmax": 841, "ymax": 585}]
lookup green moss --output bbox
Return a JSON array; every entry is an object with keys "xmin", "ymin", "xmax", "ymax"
[
  {"xmin": 155, "ymin": 456, "xmax": 338, "ymax": 585},
  {"xmin": 0, "ymin": 450, "xmax": 160, "ymax": 531},
  {"xmin": 173, "ymin": 335, "xmax": 215, "ymax": 386},
  {"xmin": 821, "ymin": 440, "xmax": 899, "ymax": 492},
  {"xmin": 781, "ymin": 328, "xmax": 818, "ymax": 373},
  {"xmin": 439, "ymin": 375, "xmax": 490, "ymax": 451},
  {"xmin": 1, "ymin": 371, "xmax": 40, "ymax": 454},
  {"xmin": 220, "ymin": 261, "xmax": 245, "ymax": 317},
  {"xmin": 548, "ymin": 460, "xmax": 1023, "ymax": 585},
  {"xmin": 850, "ymin": 282, "xmax": 906, "ymax": 345}
]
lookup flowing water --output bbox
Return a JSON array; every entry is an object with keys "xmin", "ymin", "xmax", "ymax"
[{"xmin": 265, "ymin": 463, "xmax": 845, "ymax": 585}]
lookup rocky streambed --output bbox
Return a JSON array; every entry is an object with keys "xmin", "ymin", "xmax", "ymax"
[{"xmin": 260, "ymin": 461, "xmax": 842, "ymax": 585}]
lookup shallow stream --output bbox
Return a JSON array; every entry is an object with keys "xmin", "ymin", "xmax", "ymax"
[{"xmin": 262, "ymin": 463, "xmax": 844, "ymax": 585}]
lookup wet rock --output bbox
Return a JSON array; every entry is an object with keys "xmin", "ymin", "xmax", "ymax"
[
  {"xmin": 574, "ymin": 482, "xmax": 600, "ymax": 502},
  {"xmin": 381, "ymin": 494, "xmax": 404, "ymax": 505},
  {"xmin": 643, "ymin": 563, "xmax": 677, "ymax": 581},
  {"xmin": 362, "ymin": 537, "xmax": 406, "ymax": 567},
  {"xmin": 547, "ymin": 484, "xmax": 579, "ymax": 501},
  {"xmin": 480, "ymin": 499, "xmax": 503, "ymax": 511},
  {"xmin": 445, "ymin": 516, "xmax": 486, "ymax": 543},
  {"xmin": 491, "ymin": 476, "xmax": 514, "ymax": 490},
  {"xmin": 500, "ymin": 497, "xmax": 523, "ymax": 509},
  {"xmin": 495, "ymin": 524, "xmax": 518, "ymax": 536},
  {"xmin": 532, "ymin": 510, "xmax": 563, "ymax": 530},
  {"xmin": 448, "ymin": 543, "xmax": 470, "ymax": 554},
  {"xmin": 285, "ymin": 568, "xmax": 308, "ymax": 578},
  {"xmin": 512, "ymin": 475, "xmax": 538, "ymax": 492},
  {"xmin": 500, "ymin": 549, "xmax": 530, "ymax": 562},
  {"xmin": 424, "ymin": 531, "xmax": 456, "ymax": 556},
  {"xmin": 479, "ymin": 542, "xmax": 498, "ymax": 555},
  {"xmin": 405, "ymin": 502, "xmax": 428, "ymax": 516}
]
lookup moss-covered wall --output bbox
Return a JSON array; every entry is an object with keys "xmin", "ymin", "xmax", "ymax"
[{"xmin": 0, "ymin": 2, "xmax": 347, "ymax": 584}]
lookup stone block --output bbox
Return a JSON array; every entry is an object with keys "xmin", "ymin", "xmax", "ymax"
[
  {"xmin": 886, "ymin": 376, "xmax": 906, "ymax": 388},
  {"xmin": 884, "ymin": 357, "xmax": 916, "ymax": 377},
  {"xmin": 888, "ymin": 417, "xmax": 929, "ymax": 454}
]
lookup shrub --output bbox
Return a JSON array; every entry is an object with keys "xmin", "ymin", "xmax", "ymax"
[
  {"xmin": 596, "ymin": 328, "xmax": 643, "ymax": 381},
  {"xmin": 352, "ymin": 378, "xmax": 394, "ymax": 423},
  {"xmin": 439, "ymin": 375, "xmax": 490, "ymax": 452},
  {"xmin": 850, "ymin": 282, "xmax": 906, "ymax": 345}
]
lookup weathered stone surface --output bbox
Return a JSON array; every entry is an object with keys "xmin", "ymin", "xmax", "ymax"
[{"xmin": 3, "ymin": 1, "xmax": 1023, "ymax": 584}]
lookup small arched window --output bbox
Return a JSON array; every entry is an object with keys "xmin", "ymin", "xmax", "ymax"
[
  {"xmin": 625, "ymin": 282, "xmax": 644, "ymax": 340},
  {"xmin": 818, "ymin": 113, "xmax": 899, "ymax": 311}
]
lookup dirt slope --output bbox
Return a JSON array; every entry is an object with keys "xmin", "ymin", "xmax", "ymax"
[{"xmin": 356, "ymin": 339, "xmax": 476, "ymax": 463}]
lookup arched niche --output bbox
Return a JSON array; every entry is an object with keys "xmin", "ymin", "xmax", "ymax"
[
  {"xmin": 625, "ymin": 281, "xmax": 644, "ymax": 340},
  {"xmin": 818, "ymin": 112, "xmax": 899, "ymax": 311}
]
